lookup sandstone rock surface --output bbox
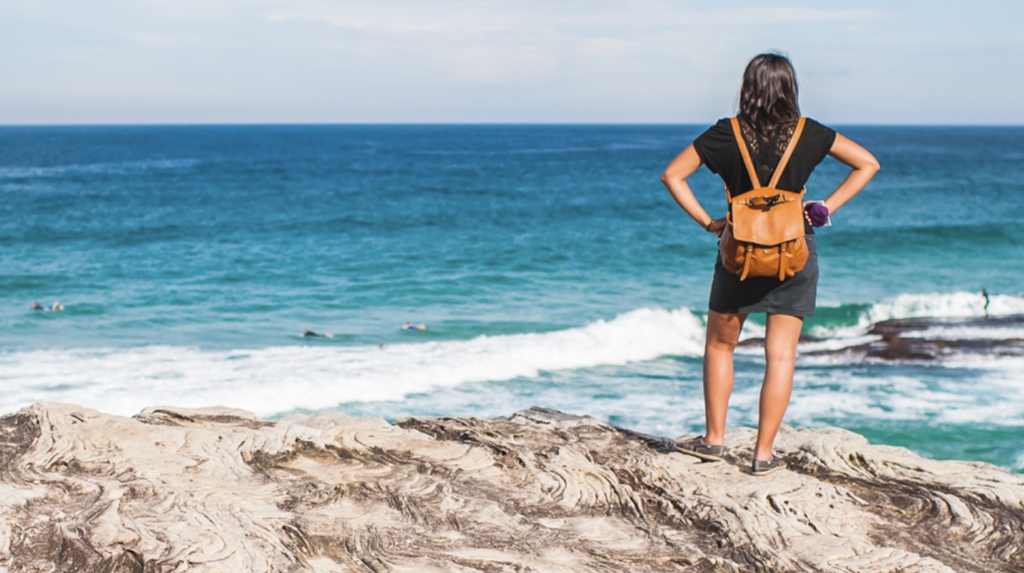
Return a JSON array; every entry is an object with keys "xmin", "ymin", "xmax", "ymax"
[{"xmin": 0, "ymin": 402, "xmax": 1021, "ymax": 572}]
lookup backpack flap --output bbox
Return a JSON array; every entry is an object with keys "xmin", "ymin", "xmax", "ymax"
[{"xmin": 730, "ymin": 188, "xmax": 805, "ymax": 246}]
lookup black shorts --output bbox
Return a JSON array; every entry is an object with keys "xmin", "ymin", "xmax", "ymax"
[{"xmin": 708, "ymin": 235, "xmax": 818, "ymax": 317}]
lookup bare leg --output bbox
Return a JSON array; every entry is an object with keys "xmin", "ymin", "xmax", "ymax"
[
  {"xmin": 754, "ymin": 313, "xmax": 803, "ymax": 461},
  {"xmin": 702, "ymin": 310, "xmax": 747, "ymax": 446}
]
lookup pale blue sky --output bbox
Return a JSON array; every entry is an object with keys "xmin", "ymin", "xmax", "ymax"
[{"xmin": 0, "ymin": 0, "xmax": 1020, "ymax": 124}]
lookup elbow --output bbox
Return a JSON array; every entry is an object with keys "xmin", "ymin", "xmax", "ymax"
[
  {"xmin": 660, "ymin": 170, "xmax": 675, "ymax": 186},
  {"xmin": 865, "ymin": 152, "xmax": 881, "ymax": 173},
  {"xmin": 854, "ymin": 156, "xmax": 880, "ymax": 177}
]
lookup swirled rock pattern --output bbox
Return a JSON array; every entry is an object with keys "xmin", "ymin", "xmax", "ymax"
[{"xmin": 0, "ymin": 402, "xmax": 1022, "ymax": 572}]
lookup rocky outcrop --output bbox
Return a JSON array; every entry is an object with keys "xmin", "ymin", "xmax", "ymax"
[
  {"xmin": 1, "ymin": 402, "xmax": 1022, "ymax": 572},
  {"xmin": 795, "ymin": 314, "xmax": 1024, "ymax": 361}
]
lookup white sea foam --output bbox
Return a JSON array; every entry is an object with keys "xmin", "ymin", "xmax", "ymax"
[
  {"xmin": 797, "ymin": 335, "xmax": 881, "ymax": 354},
  {"xmin": 738, "ymin": 321, "xmax": 766, "ymax": 341},
  {"xmin": 5, "ymin": 295, "xmax": 1022, "ymax": 427},
  {"xmin": 902, "ymin": 326, "xmax": 1024, "ymax": 341},
  {"xmin": 0, "ymin": 306, "xmax": 705, "ymax": 417},
  {"xmin": 802, "ymin": 291, "xmax": 1024, "ymax": 359},
  {"xmin": 809, "ymin": 292, "xmax": 1024, "ymax": 340},
  {"xmin": 782, "ymin": 366, "xmax": 1024, "ymax": 429},
  {"xmin": 862, "ymin": 292, "xmax": 1024, "ymax": 324}
]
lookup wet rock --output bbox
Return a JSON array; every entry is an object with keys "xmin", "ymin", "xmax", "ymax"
[
  {"xmin": 856, "ymin": 314, "xmax": 1024, "ymax": 360},
  {"xmin": 742, "ymin": 314, "xmax": 1024, "ymax": 361},
  {"xmin": 0, "ymin": 402, "xmax": 1021, "ymax": 572}
]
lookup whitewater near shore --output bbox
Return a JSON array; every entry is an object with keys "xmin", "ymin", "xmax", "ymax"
[
  {"xmin": 4, "ymin": 291, "xmax": 1024, "ymax": 471},
  {"xmin": 5, "ymin": 291, "xmax": 1023, "ymax": 417}
]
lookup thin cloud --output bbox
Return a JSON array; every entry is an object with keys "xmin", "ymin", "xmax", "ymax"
[
  {"xmin": 680, "ymin": 7, "xmax": 884, "ymax": 25},
  {"xmin": 266, "ymin": 2, "xmax": 884, "ymax": 34}
]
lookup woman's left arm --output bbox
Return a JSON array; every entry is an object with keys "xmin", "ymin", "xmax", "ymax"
[
  {"xmin": 661, "ymin": 144, "xmax": 726, "ymax": 234},
  {"xmin": 822, "ymin": 134, "xmax": 881, "ymax": 215}
]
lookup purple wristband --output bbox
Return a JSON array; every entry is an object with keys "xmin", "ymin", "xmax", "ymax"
[{"xmin": 804, "ymin": 203, "xmax": 830, "ymax": 227}]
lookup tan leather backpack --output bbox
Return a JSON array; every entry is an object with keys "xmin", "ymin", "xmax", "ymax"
[{"xmin": 720, "ymin": 116, "xmax": 809, "ymax": 281}]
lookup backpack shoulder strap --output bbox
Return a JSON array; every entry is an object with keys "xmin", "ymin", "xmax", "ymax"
[
  {"xmin": 767, "ymin": 117, "xmax": 806, "ymax": 189},
  {"xmin": 730, "ymin": 117, "xmax": 761, "ymax": 192}
]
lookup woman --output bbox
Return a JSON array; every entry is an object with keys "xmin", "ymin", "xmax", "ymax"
[{"xmin": 660, "ymin": 53, "xmax": 879, "ymax": 475}]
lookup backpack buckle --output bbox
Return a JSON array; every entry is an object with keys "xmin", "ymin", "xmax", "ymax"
[{"xmin": 762, "ymin": 194, "xmax": 781, "ymax": 207}]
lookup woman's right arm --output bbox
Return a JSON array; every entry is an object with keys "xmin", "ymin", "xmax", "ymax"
[
  {"xmin": 661, "ymin": 144, "xmax": 726, "ymax": 235},
  {"xmin": 823, "ymin": 134, "xmax": 880, "ymax": 215}
]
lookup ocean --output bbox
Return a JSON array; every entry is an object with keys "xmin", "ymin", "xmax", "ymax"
[{"xmin": 2, "ymin": 124, "xmax": 1022, "ymax": 472}]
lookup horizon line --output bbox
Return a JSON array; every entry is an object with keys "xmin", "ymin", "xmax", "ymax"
[{"xmin": 2, "ymin": 121, "xmax": 1022, "ymax": 128}]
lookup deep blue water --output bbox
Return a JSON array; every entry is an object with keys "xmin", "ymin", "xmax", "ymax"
[{"xmin": 2, "ymin": 124, "xmax": 1023, "ymax": 471}]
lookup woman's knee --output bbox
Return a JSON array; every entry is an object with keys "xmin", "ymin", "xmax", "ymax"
[
  {"xmin": 763, "ymin": 348, "xmax": 797, "ymax": 370},
  {"xmin": 705, "ymin": 311, "xmax": 745, "ymax": 351},
  {"xmin": 764, "ymin": 314, "xmax": 802, "ymax": 356},
  {"xmin": 706, "ymin": 330, "xmax": 740, "ymax": 352}
]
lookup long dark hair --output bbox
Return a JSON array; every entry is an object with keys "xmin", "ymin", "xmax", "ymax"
[{"xmin": 738, "ymin": 53, "xmax": 800, "ymax": 135}]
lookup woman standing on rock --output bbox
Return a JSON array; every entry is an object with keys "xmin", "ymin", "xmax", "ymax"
[{"xmin": 660, "ymin": 53, "xmax": 879, "ymax": 475}]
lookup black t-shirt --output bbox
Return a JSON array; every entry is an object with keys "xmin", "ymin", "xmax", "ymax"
[{"xmin": 693, "ymin": 117, "xmax": 837, "ymax": 197}]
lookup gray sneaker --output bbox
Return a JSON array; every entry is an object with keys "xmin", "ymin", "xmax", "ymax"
[
  {"xmin": 675, "ymin": 436, "xmax": 726, "ymax": 462},
  {"xmin": 751, "ymin": 456, "xmax": 787, "ymax": 476}
]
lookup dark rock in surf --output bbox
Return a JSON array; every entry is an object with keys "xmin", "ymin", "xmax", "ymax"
[
  {"xmin": 857, "ymin": 314, "xmax": 1024, "ymax": 360},
  {"xmin": 742, "ymin": 314, "xmax": 1024, "ymax": 361}
]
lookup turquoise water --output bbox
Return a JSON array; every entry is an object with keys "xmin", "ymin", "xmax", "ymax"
[{"xmin": 2, "ymin": 125, "xmax": 1023, "ymax": 471}]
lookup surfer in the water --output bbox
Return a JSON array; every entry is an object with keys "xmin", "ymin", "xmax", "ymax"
[
  {"xmin": 403, "ymin": 322, "xmax": 426, "ymax": 331},
  {"xmin": 300, "ymin": 329, "xmax": 333, "ymax": 338}
]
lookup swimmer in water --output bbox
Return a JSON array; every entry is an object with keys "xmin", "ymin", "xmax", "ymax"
[
  {"xmin": 32, "ymin": 302, "xmax": 43, "ymax": 311},
  {"xmin": 301, "ymin": 329, "xmax": 334, "ymax": 338},
  {"xmin": 51, "ymin": 301, "xmax": 64, "ymax": 311},
  {"xmin": 982, "ymin": 288, "xmax": 990, "ymax": 318},
  {"xmin": 403, "ymin": 322, "xmax": 427, "ymax": 331}
]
